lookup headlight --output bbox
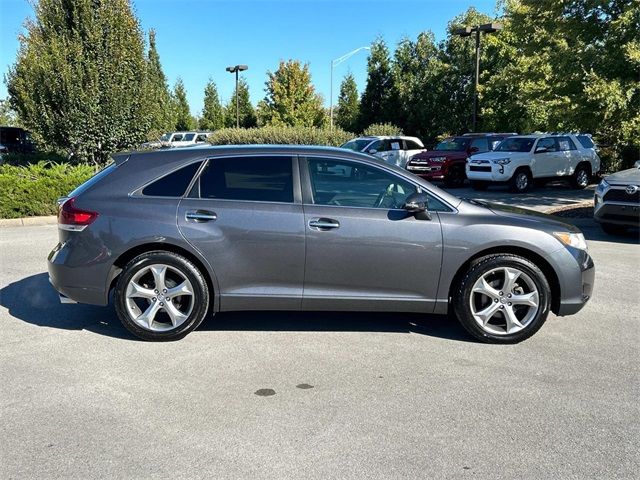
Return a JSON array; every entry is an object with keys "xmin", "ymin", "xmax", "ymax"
[
  {"xmin": 597, "ymin": 178, "xmax": 609, "ymax": 189},
  {"xmin": 553, "ymin": 232, "xmax": 588, "ymax": 251},
  {"xmin": 491, "ymin": 158, "xmax": 511, "ymax": 165}
]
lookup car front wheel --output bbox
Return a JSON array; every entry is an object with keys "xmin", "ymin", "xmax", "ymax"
[
  {"xmin": 115, "ymin": 251, "xmax": 210, "ymax": 341},
  {"xmin": 453, "ymin": 254, "xmax": 551, "ymax": 343},
  {"xmin": 509, "ymin": 169, "xmax": 532, "ymax": 193}
]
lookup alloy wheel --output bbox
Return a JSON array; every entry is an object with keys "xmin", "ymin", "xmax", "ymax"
[
  {"xmin": 576, "ymin": 169, "xmax": 589, "ymax": 187},
  {"xmin": 515, "ymin": 172, "xmax": 529, "ymax": 191},
  {"xmin": 469, "ymin": 267, "xmax": 539, "ymax": 335},
  {"xmin": 125, "ymin": 264, "xmax": 195, "ymax": 332}
]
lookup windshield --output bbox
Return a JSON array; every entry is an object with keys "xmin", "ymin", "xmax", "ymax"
[
  {"xmin": 495, "ymin": 137, "xmax": 535, "ymax": 152},
  {"xmin": 435, "ymin": 138, "xmax": 468, "ymax": 151},
  {"xmin": 341, "ymin": 139, "xmax": 375, "ymax": 152}
]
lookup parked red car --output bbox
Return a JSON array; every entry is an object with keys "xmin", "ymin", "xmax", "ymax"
[{"xmin": 406, "ymin": 133, "xmax": 516, "ymax": 186}]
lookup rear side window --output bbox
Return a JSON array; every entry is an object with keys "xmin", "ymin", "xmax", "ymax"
[
  {"xmin": 557, "ymin": 136, "xmax": 577, "ymax": 151},
  {"xmin": 577, "ymin": 135, "xmax": 595, "ymax": 149},
  {"xmin": 405, "ymin": 139, "xmax": 422, "ymax": 150},
  {"xmin": 199, "ymin": 156, "xmax": 293, "ymax": 203},
  {"xmin": 142, "ymin": 162, "xmax": 201, "ymax": 197}
]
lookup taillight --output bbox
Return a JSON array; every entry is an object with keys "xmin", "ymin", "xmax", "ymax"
[{"xmin": 58, "ymin": 197, "xmax": 98, "ymax": 231}]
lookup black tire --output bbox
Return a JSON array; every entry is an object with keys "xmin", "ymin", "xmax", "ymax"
[
  {"xmin": 452, "ymin": 254, "xmax": 552, "ymax": 344},
  {"xmin": 444, "ymin": 165, "xmax": 466, "ymax": 187},
  {"xmin": 601, "ymin": 223, "xmax": 626, "ymax": 235},
  {"xmin": 509, "ymin": 168, "xmax": 532, "ymax": 193},
  {"xmin": 571, "ymin": 163, "xmax": 591, "ymax": 189},
  {"xmin": 114, "ymin": 251, "xmax": 210, "ymax": 341},
  {"xmin": 471, "ymin": 181, "xmax": 489, "ymax": 191}
]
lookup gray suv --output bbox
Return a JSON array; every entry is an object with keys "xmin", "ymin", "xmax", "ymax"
[{"xmin": 48, "ymin": 145, "xmax": 595, "ymax": 343}]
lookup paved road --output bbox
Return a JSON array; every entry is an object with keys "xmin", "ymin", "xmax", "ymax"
[{"xmin": 1, "ymin": 219, "xmax": 638, "ymax": 479}]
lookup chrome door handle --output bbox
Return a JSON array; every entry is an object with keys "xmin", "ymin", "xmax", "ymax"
[
  {"xmin": 309, "ymin": 218, "xmax": 340, "ymax": 230},
  {"xmin": 185, "ymin": 210, "xmax": 217, "ymax": 222}
]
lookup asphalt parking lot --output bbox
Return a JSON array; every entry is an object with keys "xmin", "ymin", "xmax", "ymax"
[{"xmin": 1, "ymin": 201, "xmax": 638, "ymax": 479}]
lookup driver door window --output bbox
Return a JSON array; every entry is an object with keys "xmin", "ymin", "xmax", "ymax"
[{"xmin": 307, "ymin": 158, "xmax": 417, "ymax": 209}]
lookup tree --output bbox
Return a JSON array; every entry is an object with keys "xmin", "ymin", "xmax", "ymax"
[
  {"xmin": 172, "ymin": 78, "xmax": 194, "ymax": 131},
  {"xmin": 224, "ymin": 78, "xmax": 257, "ymax": 128},
  {"xmin": 359, "ymin": 38, "xmax": 399, "ymax": 130},
  {"xmin": 7, "ymin": 0, "xmax": 150, "ymax": 164},
  {"xmin": 257, "ymin": 60, "xmax": 325, "ymax": 127},
  {"xmin": 334, "ymin": 73, "xmax": 359, "ymax": 132},
  {"xmin": 145, "ymin": 29, "xmax": 174, "ymax": 137},
  {"xmin": 0, "ymin": 99, "xmax": 18, "ymax": 126},
  {"xmin": 199, "ymin": 79, "xmax": 224, "ymax": 131}
]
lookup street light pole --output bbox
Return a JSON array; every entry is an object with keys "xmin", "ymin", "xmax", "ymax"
[
  {"xmin": 226, "ymin": 64, "xmax": 248, "ymax": 128},
  {"xmin": 453, "ymin": 23, "xmax": 502, "ymax": 133},
  {"xmin": 329, "ymin": 46, "xmax": 370, "ymax": 130}
]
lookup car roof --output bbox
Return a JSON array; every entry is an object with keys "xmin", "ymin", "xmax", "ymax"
[{"xmin": 117, "ymin": 144, "xmax": 379, "ymax": 164}]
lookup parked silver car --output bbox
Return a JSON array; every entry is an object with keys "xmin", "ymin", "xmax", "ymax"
[
  {"xmin": 48, "ymin": 145, "xmax": 594, "ymax": 343},
  {"xmin": 594, "ymin": 165, "xmax": 640, "ymax": 234}
]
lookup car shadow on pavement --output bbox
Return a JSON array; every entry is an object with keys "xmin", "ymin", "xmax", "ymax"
[
  {"xmin": 0, "ymin": 273, "xmax": 136, "ymax": 340},
  {"xmin": 1, "ymin": 273, "xmax": 474, "ymax": 342}
]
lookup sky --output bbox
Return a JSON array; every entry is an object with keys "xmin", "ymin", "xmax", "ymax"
[{"xmin": 0, "ymin": 0, "xmax": 497, "ymax": 116}]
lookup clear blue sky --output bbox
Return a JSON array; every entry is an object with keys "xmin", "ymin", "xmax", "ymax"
[{"xmin": 0, "ymin": 0, "xmax": 497, "ymax": 116}]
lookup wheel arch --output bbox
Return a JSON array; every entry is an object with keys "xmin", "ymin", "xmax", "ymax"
[
  {"xmin": 448, "ymin": 246, "xmax": 561, "ymax": 314},
  {"xmin": 108, "ymin": 242, "xmax": 218, "ymax": 313}
]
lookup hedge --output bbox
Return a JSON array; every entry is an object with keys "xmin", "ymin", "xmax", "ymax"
[
  {"xmin": 208, "ymin": 126, "xmax": 354, "ymax": 147},
  {"xmin": 0, "ymin": 162, "xmax": 95, "ymax": 218}
]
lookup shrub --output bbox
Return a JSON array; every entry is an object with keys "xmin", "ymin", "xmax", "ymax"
[
  {"xmin": 208, "ymin": 126, "xmax": 354, "ymax": 147},
  {"xmin": 0, "ymin": 151, "xmax": 69, "ymax": 166},
  {"xmin": 0, "ymin": 161, "xmax": 95, "ymax": 218},
  {"xmin": 362, "ymin": 123, "xmax": 404, "ymax": 137}
]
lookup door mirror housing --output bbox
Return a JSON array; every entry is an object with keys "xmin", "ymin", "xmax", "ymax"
[
  {"xmin": 403, "ymin": 192, "xmax": 432, "ymax": 220},
  {"xmin": 535, "ymin": 146, "xmax": 548, "ymax": 154}
]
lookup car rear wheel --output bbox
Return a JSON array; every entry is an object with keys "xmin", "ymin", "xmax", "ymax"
[
  {"xmin": 115, "ymin": 251, "xmax": 210, "ymax": 341},
  {"xmin": 571, "ymin": 164, "xmax": 591, "ymax": 189},
  {"xmin": 509, "ymin": 169, "xmax": 532, "ymax": 193},
  {"xmin": 453, "ymin": 254, "xmax": 551, "ymax": 343}
]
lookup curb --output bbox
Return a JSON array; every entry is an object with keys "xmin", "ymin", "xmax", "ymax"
[{"xmin": 0, "ymin": 215, "xmax": 57, "ymax": 227}]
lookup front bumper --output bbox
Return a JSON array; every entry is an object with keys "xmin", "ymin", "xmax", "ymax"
[
  {"xmin": 594, "ymin": 201, "xmax": 640, "ymax": 227},
  {"xmin": 466, "ymin": 163, "xmax": 512, "ymax": 182},
  {"xmin": 406, "ymin": 163, "xmax": 446, "ymax": 180},
  {"xmin": 552, "ymin": 248, "xmax": 595, "ymax": 316}
]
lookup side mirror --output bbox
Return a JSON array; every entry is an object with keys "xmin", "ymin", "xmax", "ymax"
[
  {"xmin": 403, "ymin": 192, "xmax": 432, "ymax": 220},
  {"xmin": 535, "ymin": 146, "xmax": 548, "ymax": 154},
  {"xmin": 368, "ymin": 148, "xmax": 378, "ymax": 154}
]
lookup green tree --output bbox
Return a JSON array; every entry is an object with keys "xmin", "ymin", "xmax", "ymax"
[
  {"xmin": 257, "ymin": 60, "xmax": 325, "ymax": 127},
  {"xmin": 145, "ymin": 29, "xmax": 174, "ymax": 137},
  {"xmin": 334, "ymin": 73, "xmax": 359, "ymax": 132},
  {"xmin": 6, "ymin": 0, "xmax": 150, "ymax": 164},
  {"xmin": 172, "ymin": 78, "xmax": 194, "ymax": 131},
  {"xmin": 359, "ymin": 38, "xmax": 399, "ymax": 130},
  {"xmin": 0, "ymin": 99, "xmax": 18, "ymax": 126},
  {"xmin": 224, "ymin": 78, "xmax": 257, "ymax": 128},
  {"xmin": 199, "ymin": 79, "xmax": 224, "ymax": 131}
]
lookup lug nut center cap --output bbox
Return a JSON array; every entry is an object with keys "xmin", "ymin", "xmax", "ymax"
[
  {"xmin": 158, "ymin": 294, "xmax": 165, "ymax": 302},
  {"xmin": 499, "ymin": 297, "xmax": 507, "ymax": 304}
]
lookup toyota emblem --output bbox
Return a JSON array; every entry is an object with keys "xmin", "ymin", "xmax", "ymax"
[{"xmin": 625, "ymin": 185, "xmax": 639, "ymax": 195}]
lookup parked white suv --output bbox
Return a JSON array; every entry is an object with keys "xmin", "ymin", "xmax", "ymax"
[
  {"xmin": 341, "ymin": 136, "xmax": 426, "ymax": 168},
  {"xmin": 466, "ymin": 134, "xmax": 601, "ymax": 192},
  {"xmin": 142, "ymin": 132, "xmax": 211, "ymax": 149}
]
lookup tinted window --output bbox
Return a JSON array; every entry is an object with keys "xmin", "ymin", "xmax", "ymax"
[
  {"xmin": 183, "ymin": 133, "xmax": 195, "ymax": 141},
  {"xmin": 435, "ymin": 138, "xmax": 468, "ymax": 151},
  {"xmin": 405, "ymin": 139, "xmax": 422, "ymax": 150},
  {"xmin": 308, "ymin": 158, "xmax": 417, "ymax": 209},
  {"xmin": 142, "ymin": 162, "xmax": 201, "ymax": 197},
  {"xmin": 470, "ymin": 137, "xmax": 490, "ymax": 152},
  {"xmin": 537, "ymin": 137, "xmax": 557, "ymax": 152},
  {"xmin": 199, "ymin": 156, "xmax": 293, "ymax": 203},
  {"xmin": 577, "ymin": 135, "xmax": 595, "ymax": 149},
  {"xmin": 495, "ymin": 138, "xmax": 535, "ymax": 152},
  {"xmin": 557, "ymin": 136, "xmax": 577, "ymax": 151}
]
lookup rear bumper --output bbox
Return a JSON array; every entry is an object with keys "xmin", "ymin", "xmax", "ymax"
[{"xmin": 47, "ymin": 242, "xmax": 110, "ymax": 306}]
